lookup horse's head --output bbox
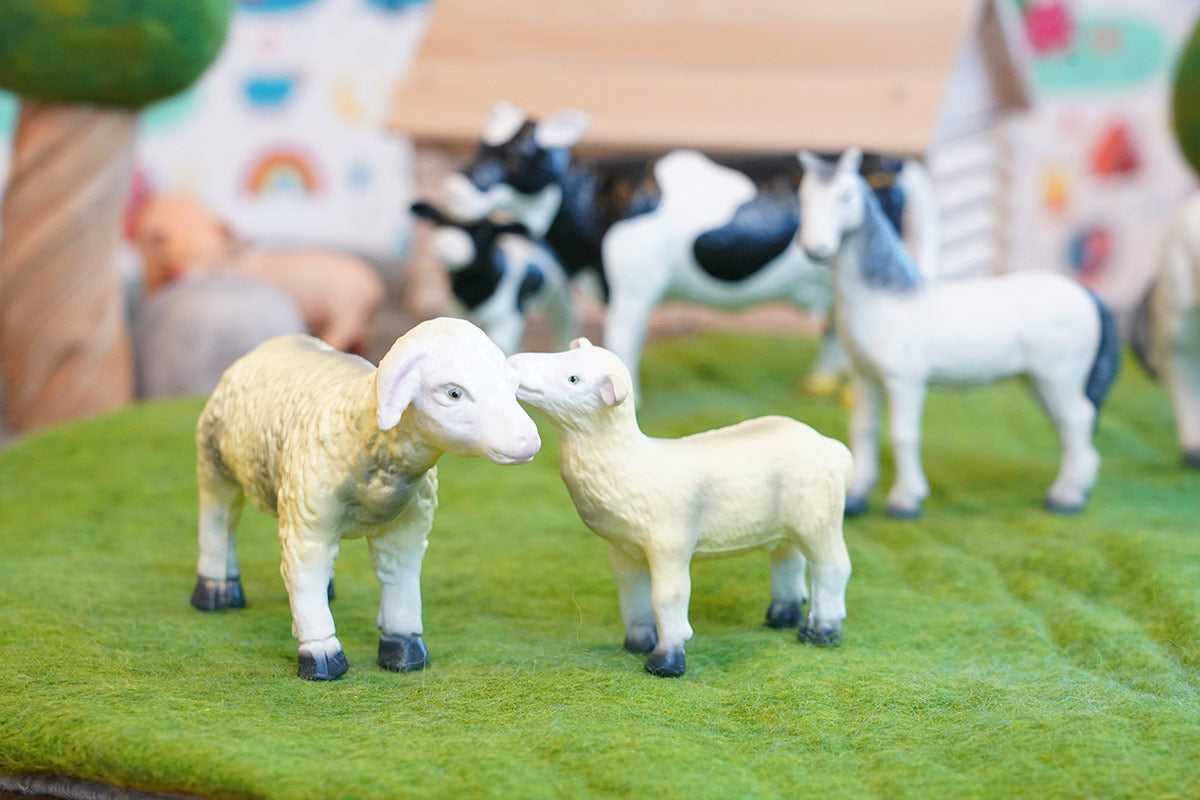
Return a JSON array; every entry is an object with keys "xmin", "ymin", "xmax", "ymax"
[
  {"xmin": 797, "ymin": 147, "xmax": 865, "ymax": 263},
  {"xmin": 441, "ymin": 102, "xmax": 591, "ymax": 234}
]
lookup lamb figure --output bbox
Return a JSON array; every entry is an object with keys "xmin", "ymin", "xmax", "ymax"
[
  {"xmin": 192, "ymin": 317, "xmax": 541, "ymax": 680},
  {"xmin": 508, "ymin": 339, "xmax": 853, "ymax": 677}
]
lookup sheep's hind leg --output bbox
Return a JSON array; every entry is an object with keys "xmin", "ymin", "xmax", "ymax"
[
  {"xmin": 644, "ymin": 550, "xmax": 693, "ymax": 677},
  {"xmin": 191, "ymin": 470, "xmax": 247, "ymax": 611},
  {"xmin": 765, "ymin": 544, "xmax": 807, "ymax": 628},
  {"xmin": 610, "ymin": 546, "xmax": 657, "ymax": 653}
]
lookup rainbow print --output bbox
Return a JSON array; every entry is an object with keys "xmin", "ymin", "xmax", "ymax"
[{"xmin": 243, "ymin": 149, "xmax": 323, "ymax": 197}]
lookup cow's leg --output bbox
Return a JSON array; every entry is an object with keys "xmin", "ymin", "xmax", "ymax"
[
  {"xmin": 766, "ymin": 544, "xmax": 807, "ymax": 628},
  {"xmin": 798, "ymin": 524, "xmax": 851, "ymax": 647},
  {"xmin": 279, "ymin": 522, "xmax": 346, "ymax": 680},
  {"xmin": 1033, "ymin": 371, "xmax": 1098, "ymax": 513},
  {"xmin": 609, "ymin": 545, "xmax": 657, "ymax": 653},
  {"xmin": 369, "ymin": 478, "xmax": 436, "ymax": 672},
  {"xmin": 545, "ymin": 278, "xmax": 578, "ymax": 351},
  {"xmin": 884, "ymin": 377, "xmax": 930, "ymax": 518},
  {"xmin": 192, "ymin": 467, "xmax": 246, "ymax": 611},
  {"xmin": 601, "ymin": 225, "xmax": 671, "ymax": 399},
  {"xmin": 644, "ymin": 547, "xmax": 693, "ymax": 677},
  {"xmin": 1163, "ymin": 310, "xmax": 1200, "ymax": 466},
  {"xmin": 846, "ymin": 372, "xmax": 883, "ymax": 515}
]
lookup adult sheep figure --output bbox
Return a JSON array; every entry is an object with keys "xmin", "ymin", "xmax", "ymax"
[
  {"xmin": 509, "ymin": 339, "xmax": 853, "ymax": 678},
  {"xmin": 192, "ymin": 318, "xmax": 541, "ymax": 680}
]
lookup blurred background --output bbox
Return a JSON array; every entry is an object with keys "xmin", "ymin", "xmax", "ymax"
[{"xmin": 1, "ymin": 0, "xmax": 1197, "ymax": 442}]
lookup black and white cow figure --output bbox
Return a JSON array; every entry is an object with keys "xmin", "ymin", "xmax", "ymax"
[
  {"xmin": 411, "ymin": 201, "xmax": 575, "ymax": 355},
  {"xmin": 441, "ymin": 101, "xmax": 941, "ymax": 395}
]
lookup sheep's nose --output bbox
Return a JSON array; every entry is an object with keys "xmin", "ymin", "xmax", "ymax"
[{"xmin": 514, "ymin": 427, "xmax": 541, "ymax": 461}]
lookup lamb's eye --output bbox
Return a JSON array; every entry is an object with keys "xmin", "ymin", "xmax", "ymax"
[
  {"xmin": 447, "ymin": 387, "xmax": 463, "ymax": 400},
  {"xmin": 568, "ymin": 375, "xmax": 581, "ymax": 384}
]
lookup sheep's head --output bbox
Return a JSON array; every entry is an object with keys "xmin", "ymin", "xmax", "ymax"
[
  {"xmin": 507, "ymin": 338, "xmax": 634, "ymax": 429},
  {"xmin": 375, "ymin": 317, "xmax": 541, "ymax": 464}
]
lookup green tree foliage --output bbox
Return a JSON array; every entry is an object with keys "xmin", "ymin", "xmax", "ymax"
[
  {"xmin": 1173, "ymin": 19, "xmax": 1200, "ymax": 176},
  {"xmin": 0, "ymin": 0, "xmax": 233, "ymax": 107}
]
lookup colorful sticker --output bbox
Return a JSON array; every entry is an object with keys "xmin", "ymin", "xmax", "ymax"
[
  {"xmin": 243, "ymin": 148, "xmax": 323, "ymax": 196},
  {"xmin": 1091, "ymin": 122, "xmax": 1141, "ymax": 177},
  {"xmin": 243, "ymin": 74, "xmax": 300, "ymax": 110},
  {"xmin": 1033, "ymin": 13, "xmax": 1168, "ymax": 91},
  {"xmin": 1068, "ymin": 226, "xmax": 1114, "ymax": 284}
]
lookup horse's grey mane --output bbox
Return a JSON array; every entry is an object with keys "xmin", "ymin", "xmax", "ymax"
[{"xmin": 854, "ymin": 175, "xmax": 923, "ymax": 292}]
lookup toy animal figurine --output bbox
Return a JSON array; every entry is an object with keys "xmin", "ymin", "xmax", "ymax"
[
  {"xmin": 134, "ymin": 192, "xmax": 384, "ymax": 354},
  {"xmin": 411, "ymin": 201, "xmax": 576, "ymax": 354},
  {"xmin": 192, "ymin": 317, "xmax": 541, "ymax": 680},
  {"xmin": 508, "ymin": 339, "xmax": 853, "ymax": 678},
  {"xmin": 1130, "ymin": 191, "xmax": 1200, "ymax": 467},
  {"xmin": 798, "ymin": 148, "xmax": 1121, "ymax": 517},
  {"xmin": 442, "ymin": 101, "xmax": 941, "ymax": 394}
]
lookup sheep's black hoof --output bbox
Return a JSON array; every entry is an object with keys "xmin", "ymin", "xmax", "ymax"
[
  {"xmin": 298, "ymin": 646, "xmax": 349, "ymax": 681},
  {"xmin": 766, "ymin": 600, "xmax": 803, "ymax": 629},
  {"xmin": 190, "ymin": 576, "xmax": 245, "ymax": 611},
  {"xmin": 623, "ymin": 627, "xmax": 658, "ymax": 654},
  {"xmin": 844, "ymin": 495, "xmax": 869, "ymax": 517},
  {"xmin": 378, "ymin": 633, "xmax": 430, "ymax": 672},
  {"xmin": 798, "ymin": 624, "xmax": 843, "ymax": 648},
  {"xmin": 1183, "ymin": 450, "xmax": 1200, "ymax": 469},
  {"xmin": 327, "ymin": 579, "xmax": 336, "ymax": 601},
  {"xmin": 885, "ymin": 502, "xmax": 923, "ymax": 520},
  {"xmin": 644, "ymin": 647, "xmax": 686, "ymax": 678},
  {"xmin": 1044, "ymin": 496, "xmax": 1084, "ymax": 515}
]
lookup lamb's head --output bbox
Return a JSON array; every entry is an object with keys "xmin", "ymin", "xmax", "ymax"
[
  {"xmin": 507, "ymin": 338, "xmax": 634, "ymax": 430},
  {"xmin": 375, "ymin": 317, "xmax": 540, "ymax": 464}
]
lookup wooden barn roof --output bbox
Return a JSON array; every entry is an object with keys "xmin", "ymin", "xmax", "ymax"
[{"xmin": 388, "ymin": 0, "xmax": 1032, "ymax": 156}]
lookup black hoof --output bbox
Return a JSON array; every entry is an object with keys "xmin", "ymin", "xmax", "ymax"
[
  {"xmin": 1044, "ymin": 496, "xmax": 1084, "ymax": 515},
  {"xmin": 798, "ymin": 625, "xmax": 843, "ymax": 647},
  {"xmin": 327, "ymin": 579, "xmax": 336, "ymax": 601},
  {"xmin": 190, "ymin": 576, "xmax": 245, "ymax": 611},
  {"xmin": 1183, "ymin": 450, "xmax": 1200, "ymax": 469},
  {"xmin": 885, "ymin": 502, "xmax": 923, "ymax": 520},
  {"xmin": 765, "ymin": 600, "xmax": 803, "ymax": 629},
  {"xmin": 378, "ymin": 633, "xmax": 430, "ymax": 672},
  {"xmin": 644, "ymin": 647, "xmax": 687, "ymax": 678},
  {"xmin": 623, "ymin": 627, "xmax": 658, "ymax": 654},
  {"xmin": 844, "ymin": 495, "xmax": 869, "ymax": 517},
  {"xmin": 298, "ymin": 647, "xmax": 349, "ymax": 680}
]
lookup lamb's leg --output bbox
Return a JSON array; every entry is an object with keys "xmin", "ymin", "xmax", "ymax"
[
  {"xmin": 1034, "ymin": 372, "xmax": 1099, "ymax": 513},
  {"xmin": 280, "ymin": 523, "xmax": 346, "ymax": 680},
  {"xmin": 368, "ymin": 523, "xmax": 432, "ymax": 673},
  {"xmin": 766, "ymin": 544, "xmax": 807, "ymax": 628},
  {"xmin": 884, "ymin": 377, "xmax": 930, "ymax": 518},
  {"xmin": 191, "ymin": 468, "xmax": 246, "ymax": 611},
  {"xmin": 798, "ymin": 530, "xmax": 851, "ymax": 647},
  {"xmin": 644, "ymin": 550, "xmax": 693, "ymax": 678},
  {"xmin": 609, "ymin": 545, "xmax": 657, "ymax": 653},
  {"xmin": 846, "ymin": 373, "xmax": 883, "ymax": 515}
]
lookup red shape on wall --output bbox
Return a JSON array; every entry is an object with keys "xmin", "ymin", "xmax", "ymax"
[
  {"xmin": 1091, "ymin": 123, "xmax": 1140, "ymax": 177},
  {"xmin": 1024, "ymin": 2, "xmax": 1073, "ymax": 55}
]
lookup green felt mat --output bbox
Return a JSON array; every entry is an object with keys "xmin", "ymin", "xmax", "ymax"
[{"xmin": 0, "ymin": 333, "xmax": 1197, "ymax": 800}]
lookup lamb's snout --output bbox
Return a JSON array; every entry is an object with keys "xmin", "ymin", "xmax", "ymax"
[{"xmin": 496, "ymin": 417, "xmax": 541, "ymax": 464}]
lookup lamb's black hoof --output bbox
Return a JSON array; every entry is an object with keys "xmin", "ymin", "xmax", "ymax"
[
  {"xmin": 766, "ymin": 600, "xmax": 803, "ymax": 629},
  {"xmin": 327, "ymin": 579, "xmax": 336, "ymax": 601},
  {"xmin": 378, "ymin": 633, "xmax": 430, "ymax": 672},
  {"xmin": 298, "ymin": 647, "xmax": 349, "ymax": 681},
  {"xmin": 644, "ymin": 647, "xmax": 686, "ymax": 678},
  {"xmin": 623, "ymin": 627, "xmax": 658, "ymax": 654},
  {"xmin": 190, "ymin": 576, "xmax": 245, "ymax": 611},
  {"xmin": 844, "ymin": 495, "xmax": 869, "ymax": 517},
  {"xmin": 1183, "ymin": 450, "xmax": 1200, "ymax": 469},
  {"xmin": 885, "ymin": 502, "xmax": 923, "ymax": 520},
  {"xmin": 1044, "ymin": 496, "xmax": 1084, "ymax": 515},
  {"xmin": 798, "ymin": 625, "xmax": 843, "ymax": 647}
]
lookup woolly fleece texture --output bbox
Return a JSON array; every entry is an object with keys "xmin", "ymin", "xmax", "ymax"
[{"xmin": 0, "ymin": 333, "xmax": 1197, "ymax": 800}]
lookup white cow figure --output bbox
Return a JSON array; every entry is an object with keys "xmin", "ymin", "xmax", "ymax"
[
  {"xmin": 799, "ymin": 148, "xmax": 1121, "ymax": 517},
  {"xmin": 509, "ymin": 339, "xmax": 853, "ymax": 678},
  {"xmin": 192, "ymin": 318, "xmax": 541, "ymax": 680}
]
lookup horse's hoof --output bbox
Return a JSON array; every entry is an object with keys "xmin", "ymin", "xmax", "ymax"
[
  {"xmin": 623, "ymin": 627, "xmax": 658, "ymax": 654},
  {"xmin": 378, "ymin": 633, "xmax": 430, "ymax": 672},
  {"xmin": 1183, "ymin": 450, "xmax": 1200, "ymax": 469},
  {"xmin": 190, "ymin": 576, "xmax": 245, "ymax": 611},
  {"xmin": 1044, "ymin": 496, "xmax": 1084, "ymax": 515},
  {"xmin": 798, "ymin": 624, "xmax": 843, "ymax": 647},
  {"xmin": 298, "ymin": 642, "xmax": 349, "ymax": 680},
  {"xmin": 644, "ymin": 647, "xmax": 687, "ymax": 678},
  {"xmin": 801, "ymin": 372, "xmax": 842, "ymax": 399},
  {"xmin": 766, "ymin": 600, "xmax": 803, "ymax": 629},
  {"xmin": 844, "ymin": 495, "xmax": 869, "ymax": 517},
  {"xmin": 885, "ymin": 502, "xmax": 923, "ymax": 520}
]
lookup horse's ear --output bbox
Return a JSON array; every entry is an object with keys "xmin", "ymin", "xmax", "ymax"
[
  {"xmin": 797, "ymin": 150, "xmax": 823, "ymax": 173},
  {"xmin": 534, "ymin": 108, "xmax": 591, "ymax": 149},
  {"xmin": 838, "ymin": 147, "xmax": 863, "ymax": 174},
  {"xmin": 569, "ymin": 337, "xmax": 593, "ymax": 350}
]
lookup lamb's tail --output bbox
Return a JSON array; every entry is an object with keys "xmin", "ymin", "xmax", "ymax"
[{"xmin": 1085, "ymin": 289, "xmax": 1121, "ymax": 413}]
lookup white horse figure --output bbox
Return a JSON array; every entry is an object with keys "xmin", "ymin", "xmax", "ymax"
[{"xmin": 798, "ymin": 148, "xmax": 1121, "ymax": 517}]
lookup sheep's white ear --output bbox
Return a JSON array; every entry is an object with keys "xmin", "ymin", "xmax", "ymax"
[
  {"xmin": 376, "ymin": 345, "xmax": 425, "ymax": 431},
  {"xmin": 838, "ymin": 146, "xmax": 863, "ymax": 174},
  {"xmin": 569, "ymin": 337, "xmax": 593, "ymax": 350},
  {"xmin": 482, "ymin": 100, "xmax": 527, "ymax": 146},
  {"xmin": 797, "ymin": 150, "xmax": 824, "ymax": 173},
  {"xmin": 598, "ymin": 375, "xmax": 627, "ymax": 408},
  {"xmin": 534, "ymin": 108, "xmax": 591, "ymax": 149}
]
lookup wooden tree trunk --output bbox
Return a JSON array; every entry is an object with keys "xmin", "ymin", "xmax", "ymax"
[{"xmin": 0, "ymin": 101, "xmax": 135, "ymax": 430}]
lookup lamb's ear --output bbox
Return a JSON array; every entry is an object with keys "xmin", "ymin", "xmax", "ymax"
[
  {"xmin": 838, "ymin": 146, "xmax": 863, "ymax": 174},
  {"xmin": 569, "ymin": 337, "xmax": 593, "ymax": 350},
  {"xmin": 534, "ymin": 108, "xmax": 591, "ymax": 149},
  {"xmin": 376, "ymin": 346, "xmax": 425, "ymax": 431},
  {"xmin": 598, "ymin": 375, "xmax": 627, "ymax": 408}
]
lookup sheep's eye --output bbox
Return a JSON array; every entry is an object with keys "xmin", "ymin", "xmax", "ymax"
[
  {"xmin": 447, "ymin": 387, "xmax": 463, "ymax": 400},
  {"xmin": 568, "ymin": 375, "xmax": 581, "ymax": 384}
]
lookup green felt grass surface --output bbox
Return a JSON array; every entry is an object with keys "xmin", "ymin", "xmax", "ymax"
[{"xmin": 1, "ymin": 333, "xmax": 1197, "ymax": 800}]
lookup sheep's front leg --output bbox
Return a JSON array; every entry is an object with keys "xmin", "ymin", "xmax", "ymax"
[
  {"xmin": 884, "ymin": 377, "xmax": 929, "ymax": 518},
  {"xmin": 766, "ymin": 544, "xmax": 807, "ymax": 628},
  {"xmin": 609, "ymin": 545, "xmax": 657, "ymax": 654},
  {"xmin": 644, "ymin": 549, "xmax": 693, "ymax": 678},
  {"xmin": 846, "ymin": 373, "xmax": 883, "ymax": 515},
  {"xmin": 368, "ymin": 524, "xmax": 432, "ymax": 673},
  {"xmin": 798, "ymin": 530, "xmax": 851, "ymax": 648},
  {"xmin": 192, "ymin": 469, "xmax": 246, "ymax": 611},
  {"xmin": 280, "ymin": 523, "xmax": 346, "ymax": 680}
]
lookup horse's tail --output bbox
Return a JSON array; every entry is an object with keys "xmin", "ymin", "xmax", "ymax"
[
  {"xmin": 1127, "ymin": 284, "xmax": 1158, "ymax": 379},
  {"xmin": 1085, "ymin": 289, "xmax": 1121, "ymax": 413}
]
